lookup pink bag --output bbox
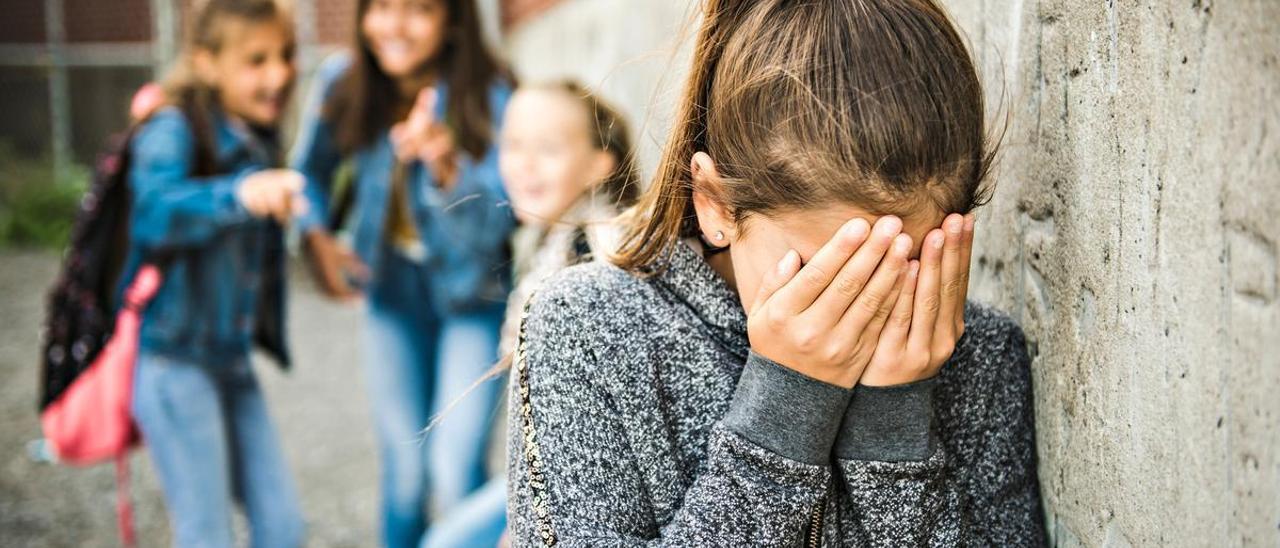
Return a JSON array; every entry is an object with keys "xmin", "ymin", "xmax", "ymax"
[{"xmin": 40, "ymin": 264, "xmax": 162, "ymax": 546}]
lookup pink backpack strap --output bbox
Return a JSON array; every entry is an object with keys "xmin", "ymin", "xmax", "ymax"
[{"xmin": 115, "ymin": 446, "xmax": 136, "ymax": 546}]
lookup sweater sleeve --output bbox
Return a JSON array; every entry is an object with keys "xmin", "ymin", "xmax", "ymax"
[
  {"xmin": 831, "ymin": 313, "xmax": 1048, "ymax": 546},
  {"xmin": 507, "ymin": 292, "xmax": 848, "ymax": 546}
]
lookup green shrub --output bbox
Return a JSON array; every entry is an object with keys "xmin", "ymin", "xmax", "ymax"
[{"xmin": 0, "ymin": 141, "xmax": 89, "ymax": 250}]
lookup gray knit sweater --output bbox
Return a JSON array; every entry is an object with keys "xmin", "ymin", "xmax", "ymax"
[{"xmin": 506, "ymin": 240, "xmax": 1048, "ymax": 546}]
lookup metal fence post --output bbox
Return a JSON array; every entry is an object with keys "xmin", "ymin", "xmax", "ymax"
[
  {"xmin": 43, "ymin": 0, "xmax": 71, "ymax": 182},
  {"xmin": 151, "ymin": 0, "xmax": 178, "ymax": 78}
]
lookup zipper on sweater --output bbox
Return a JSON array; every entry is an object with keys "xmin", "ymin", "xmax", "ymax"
[{"xmin": 807, "ymin": 494, "xmax": 826, "ymax": 548}]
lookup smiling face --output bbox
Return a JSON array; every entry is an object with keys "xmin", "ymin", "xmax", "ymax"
[
  {"xmin": 499, "ymin": 88, "xmax": 617, "ymax": 226},
  {"xmin": 360, "ymin": 0, "xmax": 449, "ymax": 81},
  {"xmin": 195, "ymin": 17, "xmax": 296, "ymax": 127}
]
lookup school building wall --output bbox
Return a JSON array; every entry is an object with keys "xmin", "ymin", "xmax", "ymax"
[
  {"xmin": 509, "ymin": 0, "xmax": 1280, "ymax": 546},
  {"xmin": 955, "ymin": 0, "xmax": 1278, "ymax": 544}
]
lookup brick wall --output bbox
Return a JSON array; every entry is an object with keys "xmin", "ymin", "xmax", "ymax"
[
  {"xmin": 63, "ymin": 0, "xmax": 151, "ymax": 42},
  {"xmin": 0, "ymin": 0, "xmax": 46, "ymax": 43},
  {"xmin": 314, "ymin": 0, "xmax": 356, "ymax": 45},
  {"xmin": 0, "ymin": 0, "xmax": 152, "ymax": 44},
  {"xmin": 502, "ymin": 0, "xmax": 563, "ymax": 30}
]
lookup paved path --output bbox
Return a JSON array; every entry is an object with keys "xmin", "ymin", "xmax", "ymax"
[{"xmin": 0, "ymin": 251, "xmax": 382, "ymax": 547}]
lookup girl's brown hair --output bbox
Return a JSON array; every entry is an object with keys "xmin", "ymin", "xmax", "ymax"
[
  {"xmin": 613, "ymin": 0, "xmax": 995, "ymax": 271},
  {"xmin": 161, "ymin": 0, "xmax": 291, "ymax": 174},
  {"xmin": 532, "ymin": 80, "xmax": 641, "ymax": 209},
  {"xmin": 326, "ymin": 0, "xmax": 511, "ymax": 158}
]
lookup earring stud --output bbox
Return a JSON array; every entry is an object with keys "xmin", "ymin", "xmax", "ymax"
[{"xmin": 714, "ymin": 231, "xmax": 725, "ymax": 241}]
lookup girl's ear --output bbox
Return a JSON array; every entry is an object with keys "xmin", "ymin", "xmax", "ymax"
[
  {"xmin": 586, "ymin": 150, "xmax": 618, "ymax": 189},
  {"xmin": 192, "ymin": 48, "xmax": 218, "ymax": 86},
  {"xmin": 690, "ymin": 151, "xmax": 734, "ymax": 247}
]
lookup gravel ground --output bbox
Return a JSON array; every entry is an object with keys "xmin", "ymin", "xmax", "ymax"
[{"xmin": 0, "ymin": 250, "xmax": 387, "ymax": 547}]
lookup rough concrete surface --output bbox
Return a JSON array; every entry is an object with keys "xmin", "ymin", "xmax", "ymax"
[{"xmin": 943, "ymin": 0, "xmax": 1280, "ymax": 545}]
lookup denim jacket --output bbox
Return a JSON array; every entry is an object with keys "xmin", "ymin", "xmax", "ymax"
[
  {"xmin": 291, "ymin": 53, "xmax": 515, "ymax": 315},
  {"xmin": 122, "ymin": 106, "xmax": 290, "ymax": 367}
]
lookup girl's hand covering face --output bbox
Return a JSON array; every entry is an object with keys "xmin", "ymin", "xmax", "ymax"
[
  {"xmin": 860, "ymin": 213, "xmax": 974, "ymax": 386},
  {"xmin": 745, "ymin": 213, "xmax": 975, "ymax": 389},
  {"xmin": 747, "ymin": 216, "xmax": 912, "ymax": 389}
]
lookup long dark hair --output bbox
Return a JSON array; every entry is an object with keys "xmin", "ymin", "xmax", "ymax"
[
  {"xmin": 613, "ymin": 0, "xmax": 996, "ymax": 271},
  {"xmin": 326, "ymin": 0, "xmax": 511, "ymax": 158}
]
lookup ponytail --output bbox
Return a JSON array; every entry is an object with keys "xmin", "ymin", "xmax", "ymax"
[{"xmin": 611, "ymin": 0, "xmax": 758, "ymax": 272}]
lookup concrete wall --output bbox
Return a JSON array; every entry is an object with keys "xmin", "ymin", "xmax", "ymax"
[
  {"xmin": 947, "ymin": 0, "xmax": 1279, "ymax": 545},
  {"xmin": 506, "ymin": 1, "xmax": 1279, "ymax": 546}
]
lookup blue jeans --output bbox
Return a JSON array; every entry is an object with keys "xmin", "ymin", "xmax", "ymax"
[
  {"xmin": 132, "ymin": 352, "xmax": 305, "ymax": 548},
  {"xmin": 420, "ymin": 478, "xmax": 507, "ymax": 548},
  {"xmin": 364, "ymin": 249, "xmax": 505, "ymax": 548}
]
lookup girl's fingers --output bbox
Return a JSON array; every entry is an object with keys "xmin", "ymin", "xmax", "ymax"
[
  {"xmin": 404, "ymin": 90, "xmax": 432, "ymax": 131},
  {"xmin": 420, "ymin": 139, "xmax": 440, "ymax": 163},
  {"xmin": 325, "ymin": 267, "xmax": 355, "ymax": 299},
  {"xmin": 837, "ymin": 232, "xmax": 911, "ymax": 336},
  {"xmin": 280, "ymin": 171, "xmax": 305, "ymax": 193},
  {"xmin": 238, "ymin": 187, "xmax": 257, "ymax": 214},
  {"xmin": 249, "ymin": 190, "xmax": 269, "ymax": 217},
  {"xmin": 936, "ymin": 213, "xmax": 966, "ymax": 341},
  {"xmin": 880, "ymin": 260, "xmax": 919, "ymax": 347},
  {"xmin": 270, "ymin": 186, "xmax": 291, "ymax": 222},
  {"xmin": 280, "ymin": 194, "xmax": 299, "ymax": 224},
  {"xmin": 866, "ymin": 258, "xmax": 916, "ymax": 352},
  {"xmin": 290, "ymin": 194, "xmax": 310, "ymax": 218},
  {"xmin": 264, "ymin": 187, "xmax": 282, "ymax": 219},
  {"xmin": 320, "ymin": 247, "xmax": 356, "ymax": 298},
  {"xmin": 863, "ymin": 258, "xmax": 909, "ymax": 341},
  {"xmin": 807, "ymin": 216, "xmax": 903, "ymax": 324},
  {"xmin": 399, "ymin": 90, "xmax": 436, "ymax": 147},
  {"xmin": 771, "ymin": 218, "xmax": 872, "ymax": 315},
  {"xmin": 751, "ymin": 249, "xmax": 800, "ymax": 316},
  {"xmin": 271, "ymin": 205, "xmax": 288, "ymax": 224},
  {"xmin": 389, "ymin": 123, "xmax": 406, "ymax": 148},
  {"xmin": 908, "ymin": 229, "xmax": 945, "ymax": 356},
  {"xmin": 342, "ymin": 251, "xmax": 372, "ymax": 284},
  {"xmin": 415, "ymin": 88, "xmax": 438, "ymax": 124},
  {"xmin": 391, "ymin": 137, "xmax": 413, "ymax": 163},
  {"xmin": 421, "ymin": 130, "xmax": 453, "ymax": 163}
]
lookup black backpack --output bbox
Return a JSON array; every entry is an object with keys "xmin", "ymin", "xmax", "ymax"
[
  {"xmin": 38, "ymin": 128, "xmax": 142, "ymax": 411},
  {"xmin": 38, "ymin": 105, "xmax": 229, "ymax": 411}
]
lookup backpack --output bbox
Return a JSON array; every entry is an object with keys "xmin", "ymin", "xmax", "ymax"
[
  {"xmin": 39, "ymin": 106, "xmax": 219, "ymax": 417},
  {"xmin": 39, "ymin": 128, "xmax": 141, "ymax": 414},
  {"xmin": 37, "ymin": 108, "xmax": 216, "ymax": 547}
]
